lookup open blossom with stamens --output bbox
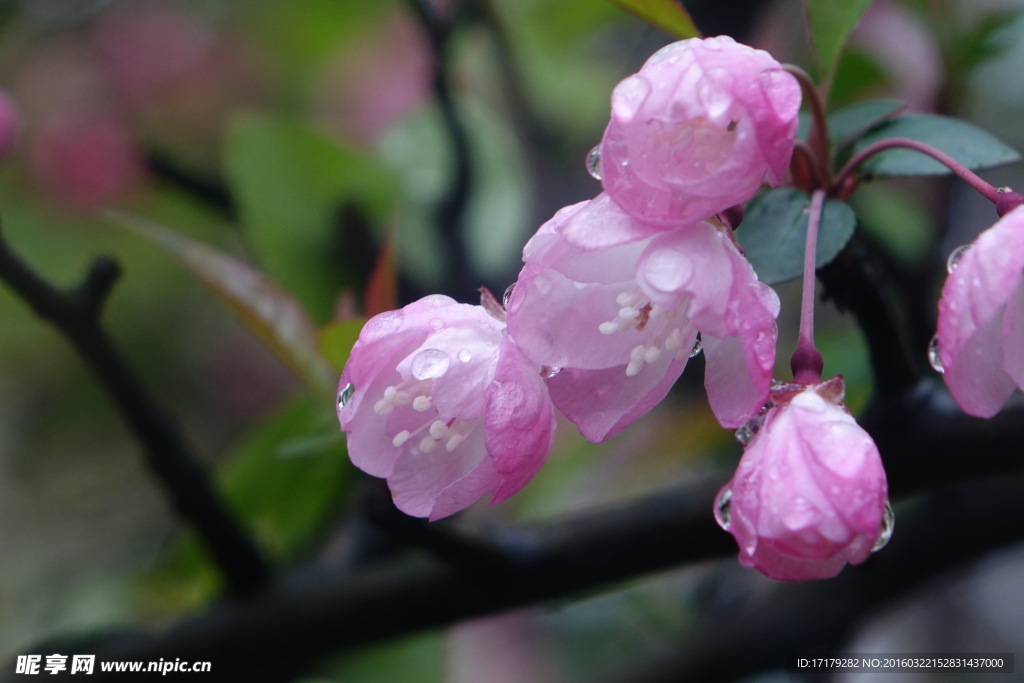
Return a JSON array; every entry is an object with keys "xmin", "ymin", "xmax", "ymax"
[
  {"xmin": 505, "ymin": 193, "xmax": 779, "ymax": 441},
  {"xmin": 936, "ymin": 205, "xmax": 1024, "ymax": 417},
  {"xmin": 715, "ymin": 377, "xmax": 890, "ymax": 581},
  {"xmin": 337, "ymin": 295, "xmax": 556, "ymax": 519},
  {"xmin": 598, "ymin": 36, "xmax": 801, "ymax": 225}
]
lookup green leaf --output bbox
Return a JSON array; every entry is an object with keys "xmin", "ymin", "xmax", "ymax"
[
  {"xmin": 220, "ymin": 397, "xmax": 349, "ymax": 560},
  {"xmin": 827, "ymin": 98, "xmax": 905, "ymax": 147},
  {"xmin": 319, "ymin": 318, "xmax": 365, "ymax": 373},
  {"xmin": 225, "ymin": 115, "xmax": 396, "ymax": 321},
  {"xmin": 853, "ymin": 114, "xmax": 1021, "ymax": 176},
  {"xmin": 328, "ymin": 631, "xmax": 445, "ymax": 683},
  {"xmin": 802, "ymin": 0, "xmax": 873, "ymax": 85},
  {"xmin": 738, "ymin": 188, "xmax": 857, "ymax": 285},
  {"xmin": 108, "ymin": 211, "xmax": 337, "ymax": 401},
  {"xmin": 606, "ymin": 0, "xmax": 701, "ymax": 39},
  {"xmin": 851, "ymin": 184, "xmax": 932, "ymax": 263},
  {"xmin": 826, "ymin": 49, "xmax": 887, "ymax": 111}
]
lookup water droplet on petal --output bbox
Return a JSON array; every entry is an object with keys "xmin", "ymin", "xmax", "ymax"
[
  {"xmin": 927, "ymin": 334, "xmax": 944, "ymax": 374},
  {"xmin": 541, "ymin": 365, "xmax": 561, "ymax": 378},
  {"xmin": 430, "ymin": 318, "xmax": 444, "ymax": 331},
  {"xmin": 503, "ymin": 283, "xmax": 515, "ymax": 309},
  {"xmin": 689, "ymin": 335, "xmax": 703, "ymax": 358},
  {"xmin": 337, "ymin": 383, "xmax": 355, "ymax": 410},
  {"xmin": 586, "ymin": 145, "xmax": 602, "ymax": 180},
  {"xmin": 873, "ymin": 499, "xmax": 894, "ymax": 552},
  {"xmin": 946, "ymin": 244, "xmax": 970, "ymax": 273},
  {"xmin": 735, "ymin": 408, "xmax": 767, "ymax": 446},
  {"xmin": 458, "ymin": 349, "xmax": 472, "ymax": 363},
  {"xmin": 714, "ymin": 488, "xmax": 732, "ymax": 530},
  {"xmin": 411, "ymin": 349, "xmax": 451, "ymax": 380}
]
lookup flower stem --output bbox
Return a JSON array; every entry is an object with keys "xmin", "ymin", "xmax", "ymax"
[
  {"xmin": 792, "ymin": 189, "xmax": 826, "ymax": 384},
  {"xmin": 831, "ymin": 137, "xmax": 999, "ymax": 203},
  {"xmin": 783, "ymin": 64, "xmax": 830, "ymax": 185}
]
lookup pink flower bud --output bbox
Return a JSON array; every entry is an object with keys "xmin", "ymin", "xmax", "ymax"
[
  {"xmin": 337, "ymin": 295, "xmax": 556, "ymax": 520},
  {"xmin": 598, "ymin": 36, "xmax": 801, "ymax": 225},
  {"xmin": 715, "ymin": 378, "xmax": 890, "ymax": 581},
  {"xmin": 935, "ymin": 205, "xmax": 1024, "ymax": 417},
  {"xmin": 505, "ymin": 193, "xmax": 779, "ymax": 441}
]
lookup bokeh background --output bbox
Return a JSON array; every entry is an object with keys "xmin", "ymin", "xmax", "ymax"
[{"xmin": 0, "ymin": 0, "xmax": 1022, "ymax": 680}]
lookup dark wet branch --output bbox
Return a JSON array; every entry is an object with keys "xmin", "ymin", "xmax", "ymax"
[
  {"xmin": 145, "ymin": 152, "xmax": 236, "ymax": 219},
  {"xmin": 818, "ymin": 236, "xmax": 921, "ymax": 396},
  {"xmin": 409, "ymin": 0, "xmax": 479, "ymax": 302},
  {"xmin": 0, "ymin": 230, "xmax": 269, "ymax": 597}
]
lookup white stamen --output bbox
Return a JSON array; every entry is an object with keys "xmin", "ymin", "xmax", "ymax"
[
  {"xmin": 373, "ymin": 400, "xmax": 394, "ymax": 416},
  {"xmin": 630, "ymin": 345, "xmax": 646, "ymax": 362},
  {"xmin": 392, "ymin": 430, "xmax": 412, "ymax": 447},
  {"xmin": 599, "ymin": 321, "xmax": 619, "ymax": 335},
  {"xmin": 626, "ymin": 360, "xmax": 644, "ymax": 376},
  {"xmin": 391, "ymin": 392, "xmax": 413, "ymax": 406},
  {"xmin": 664, "ymin": 329, "xmax": 681, "ymax": 353},
  {"xmin": 649, "ymin": 304, "xmax": 663, "ymax": 319},
  {"xmin": 429, "ymin": 420, "xmax": 449, "ymax": 439},
  {"xmin": 383, "ymin": 386, "xmax": 398, "ymax": 401},
  {"xmin": 616, "ymin": 291, "xmax": 641, "ymax": 307},
  {"xmin": 619, "ymin": 306, "xmax": 640, "ymax": 320},
  {"xmin": 645, "ymin": 347, "xmax": 662, "ymax": 363},
  {"xmin": 419, "ymin": 436, "xmax": 439, "ymax": 453},
  {"xmin": 446, "ymin": 433, "xmax": 466, "ymax": 451},
  {"xmin": 413, "ymin": 395, "xmax": 432, "ymax": 412}
]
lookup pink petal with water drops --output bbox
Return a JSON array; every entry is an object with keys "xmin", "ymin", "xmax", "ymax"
[
  {"xmin": 599, "ymin": 36, "xmax": 801, "ymax": 225},
  {"xmin": 937, "ymin": 205, "xmax": 1024, "ymax": 417}
]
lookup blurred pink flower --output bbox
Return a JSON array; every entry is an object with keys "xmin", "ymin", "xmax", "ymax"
[
  {"xmin": 936, "ymin": 205, "xmax": 1024, "ymax": 417},
  {"xmin": 598, "ymin": 36, "xmax": 801, "ymax": 225},
  {"xmin": 29, "ymin": 115, "xmax": 145, "ymax": 211},
  {"xmin": 312, "ymin": 9, "xmax": 434, "ymax": 144},
  {"xmin": 0, "ymin": 90, "xmax": 18, "ymax": 159},
  {"xmin": 715, "ymin": 377, "xmax": 889, "ymax": 582},
  {"xmin": 338, "ymin": 295, "xmax": 556, "ymax": 520},
  {"xmin": 505, "ymin": 193, "xmax": 779, "ymax": 441}
]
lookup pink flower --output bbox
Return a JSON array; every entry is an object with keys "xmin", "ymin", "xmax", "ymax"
[
  {"xmin": 337, "ymin": 295, "xmax": 556, "ymax": 520},
  {"xmin": 504, "ymin": 193, "xmax": 779, "ymax": 441},
  {"xmin": 598, "ymin": 36, "xmax": 801, "ymax": 225},
  {"xmin": 715, "ymin": 378, "xmax": 890, "ymax": 582},
  {"xmin": 936, "ymin": 205, "xmax": 1024, "ymax": 417}
]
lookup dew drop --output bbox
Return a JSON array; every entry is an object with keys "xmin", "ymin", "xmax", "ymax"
[
  {"xmin": 927, "ymin": 334, "xmax": 944, "ymax": 374},
  {"xmin": 735, "ymin": 408, "xmax": 766, "ymax": 446},
  {"xmin": 458, "ymin": 349, "xmax": 472, "ymax": 363},
  {"xmin": 586, "ymin": 145, "xmax": 602, "ymax": 180},
  {"xmin": 714, "ymin": 489, "xmax": 732, "ymax": 530},
  {"xmin": 429, "ymin": 318, "xmax": 444, "ymax": 331},
  {"xmin": 337, "ymin": 383, "xmax": 355, "ymax": 410},
  {"xmin": 689, "ymin": 335, "xmax": 703, "ymax": 358},
  {"xmin": 503, "ymin": 283, "xmax": 515, "ymax": 309},
  {"xmin": 872, "ymin": 499, "xmax": 894, "ymax": 552},
  {"xmin": 946, "ymin": 244, "xmax": 970, "ymax": 274},
  {"xmin": 411, "ymin": 349, "xmax": 451, "ymax": 380},
  {"xmin": 541, "ymin": 365, "xmax": 562, "ymax": 378}
]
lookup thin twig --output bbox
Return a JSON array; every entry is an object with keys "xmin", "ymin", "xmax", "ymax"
[
  {"xmin": 830, "ymin": 137, "xmax": 1000, "ymax": 203},
  {"xmin": 783, "ymin": 64, "xmax": 830, "ymax": 185},
  {"xmin": 0, "ymin": 230, "xmax": 270, "ymax": 597}
]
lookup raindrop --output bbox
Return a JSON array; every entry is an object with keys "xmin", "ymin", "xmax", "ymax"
[
  {"xmin": 503, "ymin": 283, "xmax": 515, "ymax": 309},
  {"xmin": 689, "ymin": 334, "xmax": 703, "ymax": 358},
  {"xmin": 872, "ymin": 499, "xmax": 894, "ymax": 552},
  {"xmin": 735, "ymin": 423, "xmax": 756, "ymax": 445},
  {"xmin": 541, "ymin": 366, "xmax": 562, "ymax": 378},
  {"xmin": 458, "ymin": 349, "xmax": 472, "ymax": 363},
  {"xmin": 927, "ymin": 334, "xmax": 944, "ymax": 374},
  {"xmin": 411, "ymin": 349, "xmax": 451, "ymax": 380},
  {"xmin": 429, "ymin": 318, "xmax": 444, "ymax": 331},
  {"xmin": 946, "ymin": 244, "xmax": 970, "ymax": 274},
  {"xmin": 714, "ymin": 489, "xmax": 732, "ymax": 530},
  {"xmin": 337, "ymin": 383, "xmax": 355, "ymax": 410},
  {"xmin": 586, "ymin": 145, "xmax": 602, "ymax": 180}
]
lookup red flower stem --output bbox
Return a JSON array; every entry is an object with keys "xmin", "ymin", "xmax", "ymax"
[
  {"xmin": 830, "ymin": 137, "xmax": 1000, "ymax": 203},
  {"xmin": 783, "ymin": 64, "xmax": 830, "ymax": 184},
  {"xmin": 792, "ymin": 190, "xmax": 826, "ymax": 384}
]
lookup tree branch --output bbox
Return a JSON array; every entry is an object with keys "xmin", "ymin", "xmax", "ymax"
[{"xmin": 0, "ymin": 229, "xmax": 270, "ymax": 597}]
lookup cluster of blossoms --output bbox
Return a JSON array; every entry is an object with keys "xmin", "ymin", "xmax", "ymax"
[{"xmin": 338, "ymin": 36, "xmax": 893, "ymax": 581}]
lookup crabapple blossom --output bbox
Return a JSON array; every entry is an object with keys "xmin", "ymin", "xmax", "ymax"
[
  {"xmin": 715, "ymin": 377, "xmax": 890, "ymax": 582},
  {"xmin": 598, "ymin": 36, "xmax": 801, "ymax": 225},
  {"xmin": 504, "ymin": 193, "xmax": 779, "ymax": 441},
  {"xmin": 337, "ymin": 295, "xmax": 556, "ymax": 520},
  {"xmin": 935, "ymin": 204, "xmax": 1024, "ymax": 417}
]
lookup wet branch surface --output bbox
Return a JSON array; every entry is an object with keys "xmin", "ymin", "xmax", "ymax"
[
  {"xmin": 0, "ymin": 230, "xmax": 270, "ymax": 597},
  {"xmin": 8, "ymin": 374, "xmax": 1024, "ymax": 682}
]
